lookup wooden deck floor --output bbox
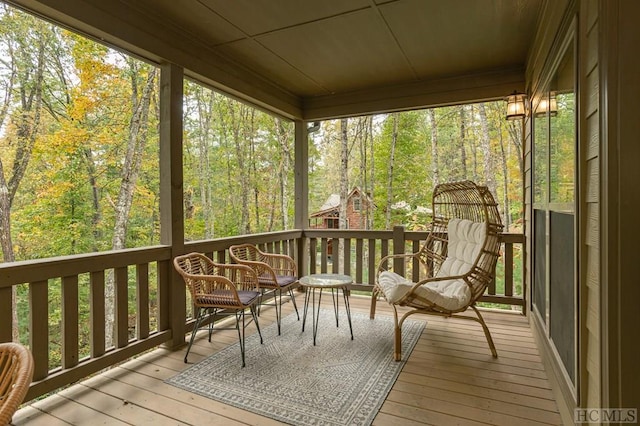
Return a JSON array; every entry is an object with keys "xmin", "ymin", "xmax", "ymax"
[{"xmin": 12, "ymin": 293, "xmax": 562, "ymax": 425}]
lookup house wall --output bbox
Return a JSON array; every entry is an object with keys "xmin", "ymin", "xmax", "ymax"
[
  {"xmin": 579, "ymin": 0, "xmax": 601, "ymax": 414},
  {"xmin": 345, "ymin": 197, "xmax": 366, "ymax": 229},
  {"xmin": 600, "ymin": 0, "xmax": 640, "ymax": 413},
  {"xmin": 525, "ymin": 0, "xmax": 579, "ymax": 423},
  {"xmin": 528, "ymin": 0, "xmax": 640, "ymax": 421}
]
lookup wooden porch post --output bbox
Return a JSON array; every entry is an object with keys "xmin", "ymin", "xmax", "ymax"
[
  {"xmin": 159, "ymin": 62, "xmax": 186, "ymax": 349},
  {"xmin": 294, "ymin": 120, "xmax": 309, "ymax": 276}
]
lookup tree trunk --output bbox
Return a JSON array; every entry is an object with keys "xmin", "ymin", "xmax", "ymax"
[
  {"xmin": 507, "ymin": 120, "xmax": 524, "ymax": 179},
  {"xmin": 498, "ymin": 127, "xmax": 511, "ymax": 231},
  {"xmin": 468, "ymin": 105, "xmax": 479, "ymax": 181},
  {"xmin": 385, "ymin": 114, "xmax": 398, "ymax": 229},
  {"xmin": 83, "ymin": 148, "xmax": 101, "ymax": 250},
  {"xmin": 459, "ymin": 105, "xmax": 468, "ymax": 180},
  {"xmin": 195, "ymin": 87, "xmax": 214, "ymax": 238},
  {"xmin": 105, "ymin": 65, "xmax": 157, "ymax": 346},
  {"xmin": 368, "ymin": 117, "xmax": 375, "ymax": 230},
  {"xmin": 230, "ymin": 103, "xmax": 251, "ymax": 234},
  {"xmin": 339, "ymin": 118, "xmax": 349, "ymax": 230},
  {"xmin": 359, "ymin": 117, "xmax": 371, "ymax": 229},
  {"xmin": 275, "ymin": 118, "xmax": 292, "ymax": 230},
  {"xmin": 428, "ymin": 109, "xmax": 439, "ymax": 188},
  {"xmin": 0, "ymin": 23, "xmax": 47, "ymax": 342},
  {"xmin": 478, "ymin": 104, "xmax": 497, "ymax": 197}
]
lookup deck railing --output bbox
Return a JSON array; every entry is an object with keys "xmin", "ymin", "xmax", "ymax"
[
  {"xmin": 301, "ymin": 227, "xmax": 525, "ymax": 307},
  {"xmin": 0, "ymin": 228, "xmax": 523, "ymax": 401}
]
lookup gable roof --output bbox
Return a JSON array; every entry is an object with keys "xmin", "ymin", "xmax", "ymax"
[{"xmin": 310, "ymin": 187, "xmax": 373, "ymax": 218}]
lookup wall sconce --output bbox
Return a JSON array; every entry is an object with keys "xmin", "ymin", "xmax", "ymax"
[
  {"xmin": 505, "ymin": 91, "xmax": 527, "ymax": 120},
  {"xmin": 535, "ymin": 92, "xmax": 558, "ymax": 117}
]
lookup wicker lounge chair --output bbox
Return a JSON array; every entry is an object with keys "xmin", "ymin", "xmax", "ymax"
[
  {"xmin": 229, "ymin": 244, "xmax": 300, "ymax": 335},
  {"xmin": 0, "ymin": 342, "xmax": 34, "ymax": 425},
  {"xmin": 370, "ymin": 180, "xmax": 504, "ymax": 361},
  {"xmin": 174, "ymin": 253, "xmax": 263, "ymax": 367}
]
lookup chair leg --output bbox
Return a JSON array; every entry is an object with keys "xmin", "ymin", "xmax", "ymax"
[
  {"xmin": 257, "ymin": 290, "xmax": 265, "ymax": 316},
  {"xmin": 289, "ymin": 287, "xmax": 300, "ymax": 320},
  {"xmin": 392, "ymin": 306, "xmax": 402, "ymax": 362},
  {"xmin": 236, "ymin": 310, "xmax": 247, "ymax": 367},
  {"xmin": 185, "ymin": 307, "xmax": 206, "ymax": 363},
  {"xmin": 370, "ymin": 286, "xmax": 379, "ymax": 319},
  {"xmin": 207, "ymin": 308, "xmax": 215, "ymax": 342},
  {"xmin": 275, "ymin": 290, "xmax": 282, "ymax": 335},
  {"xmin": 250, "ymin": 305, "xmax": 263, "ymax": 344},
  {"xmin": 470, "ymin": 305, "xmax": 498, "ymax": 358}
]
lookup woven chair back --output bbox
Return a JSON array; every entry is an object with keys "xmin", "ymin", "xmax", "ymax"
[
  {"xmin": 174, "ymin": 253, "xmax": 259, "ymax": 308},
  {"xmin": 0, "ymin": 342, "xmax": 34, "ymax": 425},
  {"xmin": 417, "ymin": 180, "xmax": 503, "ymax": 302},
  {"xmin": 174, "ymin": 253, "xmax": 216, "ymax": 302}
]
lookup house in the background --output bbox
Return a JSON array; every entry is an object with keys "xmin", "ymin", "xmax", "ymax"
[{"xmin": 309, "ymin": 187, "xmax": 373, "ymax": 230}]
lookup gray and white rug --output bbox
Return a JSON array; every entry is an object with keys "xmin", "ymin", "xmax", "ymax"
[{"xmin": 166, "ymin": 309, "xmax": 426, "ymax": 426}]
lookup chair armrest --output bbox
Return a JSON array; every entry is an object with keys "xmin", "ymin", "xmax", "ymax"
[{"xmin": 183, "ymin": 263, "xmax": 260, "ymax": 306}]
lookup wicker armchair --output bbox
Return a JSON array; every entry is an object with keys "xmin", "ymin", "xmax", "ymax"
[
  {"xmin": 229, "ymin": 244, "xmax": 300, "ymax": 335},
  {"xmin": 370, "ymin": 180, "xmax": 504, "ymax": 361},
  {"xmin": 0, "ymin": 342, "xmax": 34, "ymax": 425},
  {"xmin": 174, "ymin": 253, "xmax": 263, "ymax": 367}
]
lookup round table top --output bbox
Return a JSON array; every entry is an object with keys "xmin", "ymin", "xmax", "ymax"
[{"xmin": 299, "ymin": 273, "xmax": 353, "ymax": 288}]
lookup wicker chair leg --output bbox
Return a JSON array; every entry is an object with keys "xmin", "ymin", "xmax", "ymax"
[
  {"xmin": 370, "ymin": 287, "xmax": 378, "ymax": 320},
  {"xmin": 471, "ymin": 305, "xmax": 498, "ymax": 358},
  {"xmin": 185, "ymin": 307, "xmax": 206, "ymax": 363},
  {"xmin": 392, "ymin": 307, "xmax": 402, "ymax": 362}
]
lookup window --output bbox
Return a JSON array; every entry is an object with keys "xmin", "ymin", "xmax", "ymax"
[
  {"xmin": 326, "ymin": 218, "xmax": 339, "ymax": 229},
  {"xmin": 531, "ymin": 31, "xmax": 577, "ymax": 387}
]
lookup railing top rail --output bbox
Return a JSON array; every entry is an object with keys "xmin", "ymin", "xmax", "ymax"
[
  {"xmin": 303, "ymin": 228, "xmax": 523, "ymax": 241},
  {"xmin": 303, "ymin": 229, "xmax": 392, "ymax": 239},
  {"xmin": 0, "ymin": 245, "xmax": 172, "ymax": 288},
  {"xmin": 185, "ymin": 229, "xmax": 302, "ymax": 252}
]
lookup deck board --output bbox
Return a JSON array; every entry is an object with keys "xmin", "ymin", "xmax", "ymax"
[{"xmin": 12, "ymin": 293, "xmax": 562, "ymax": 425}]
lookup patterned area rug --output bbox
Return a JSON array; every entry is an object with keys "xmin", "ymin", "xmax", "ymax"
[{"xmin": 166, "ymin": 309, "xmax": 426, "ymax": 426}]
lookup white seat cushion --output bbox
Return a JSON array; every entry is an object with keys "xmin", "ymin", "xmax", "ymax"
[
  {"xmin": 377, "ymin": 270, "xmax": 413, "ymax": 303},
  {"xmin": 378, "ymin": 271, "xmax": 471, "ymax": 311},
  {"xmin": 376, "ymin": 218, "xmax": 486, "ymax": 311}
]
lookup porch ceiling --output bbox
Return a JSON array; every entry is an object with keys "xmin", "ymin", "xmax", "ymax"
[{"xmin": 9, "ymin": 0, "xmax": 542, "ymax": 120}]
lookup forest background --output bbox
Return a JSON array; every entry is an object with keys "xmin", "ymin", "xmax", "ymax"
[{"xmin": 0, "ymin": 5, "xmax": 527, "ymax": 358}]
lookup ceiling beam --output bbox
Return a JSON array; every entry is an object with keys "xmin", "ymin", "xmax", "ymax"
[{"xmin": 302, "ymin": 67, "xmax": 526, "ymax": 120}]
